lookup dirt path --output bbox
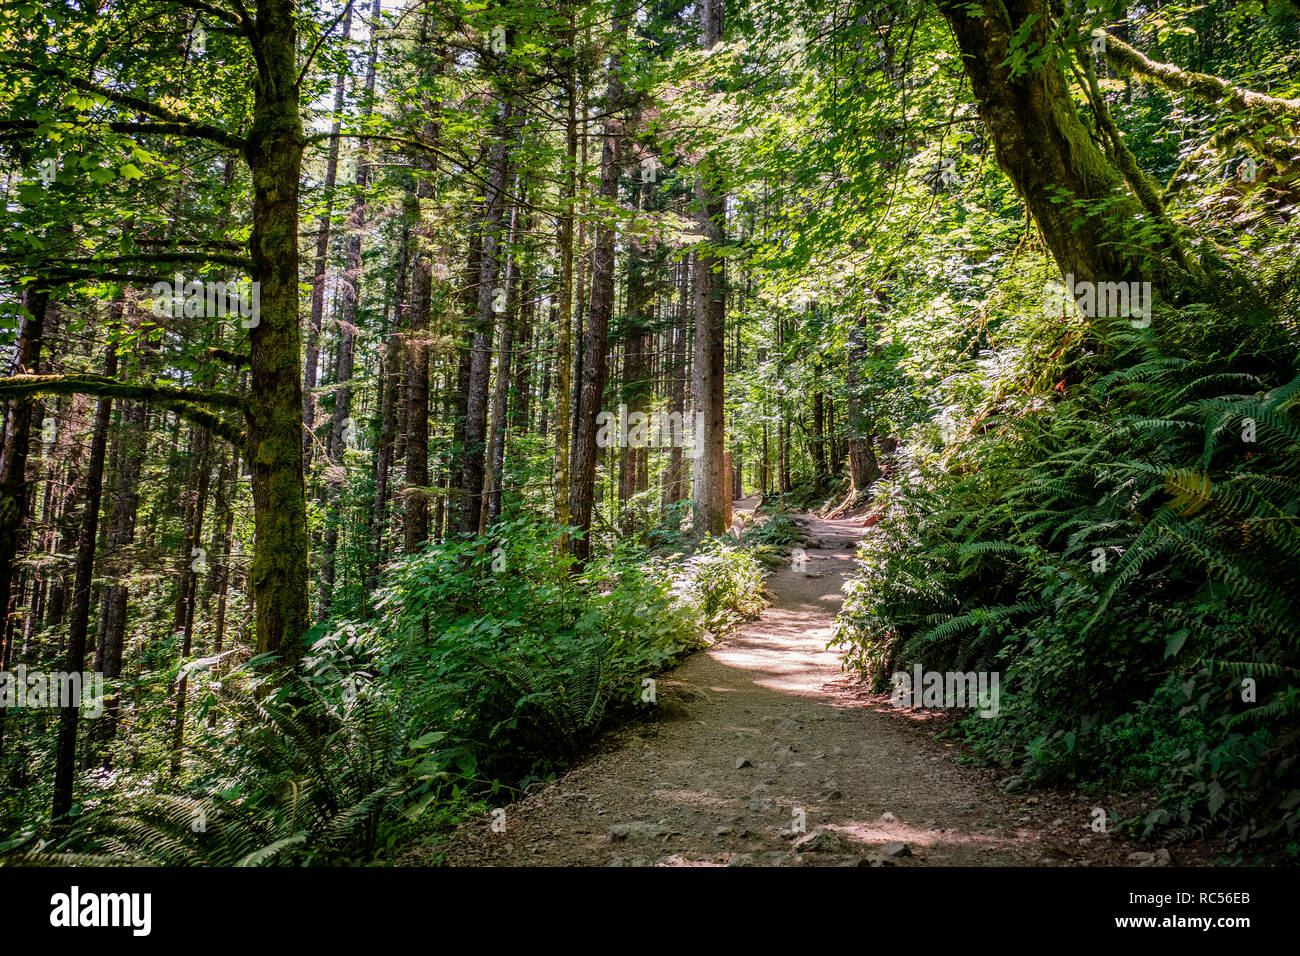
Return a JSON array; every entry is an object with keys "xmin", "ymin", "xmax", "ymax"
[{"xmin": 434, "ymin": 508, "xmax": 1159, "ymax": 867}]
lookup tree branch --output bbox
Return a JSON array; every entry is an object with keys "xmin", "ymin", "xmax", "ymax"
[
  {"xmin": 0, "ymin": 374, "xmax": 246, "ymax": 446},
  {"xmin": 163, "ymin": 0, "xmax": 245, "ymax": 28},
  {"xmin": 0, "ymin": 118, "xmax": 244, "ymax": 151},
  {"xmin": 225, "ymin": 0, "xmax": 269, "ymax": 76},
  {"xmin": 9, "ymin": 62, "xmax": 247, "ymax": 150},
  {"xmin": 207, "ymin": 347, "xmax": 250, "ymax": 367},
  {"xmin": 297, "ymin": 0, "xmax": 354, "ymax": 89},
  {"xmin": 105, "ymin": 121, "xmax": 245, "ymax": 150},
  {"xmin": 1104, "ymin": 34, "xmax": 1300, "ymax": 124},
  {"xmin": 1165, "ymin": 119, "xmax": 1300, "ymax": 197},
  {"xmin": 57, "ymin": 252, "xmax": 253, "ymax": 271}
]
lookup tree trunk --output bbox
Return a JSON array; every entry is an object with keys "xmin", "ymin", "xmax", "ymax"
[
  {"xmin": 620, "ymin": 179, "xmax": 653, "ymax": 532},
  {"xmin": 459, "ymin": 101, "xmax": 517, "ymax": 537},
  {"xmin": 447, "ymin": 233, "xmax": 477, "ymax": 529},
  {"xmin": 485, "ymin": 196, "xmax": 521, "ymax": 528},
  {"xmin": 539, "ymin": 311, "xmax": 554, "ymax": 439},
  {"xmin": 303, "ymin": 2, "xmax": 355, "ymax": 465},
  {"xmin": 91, "ymin": 393, "xmax": 145, "ymax": 756},
  {"xmin": 569, "ymin": 100, "xmax": 591, "ymax": 489},
  {"xmin": 168, "ymin": 415, "xmax": 212, "ymax": 775},
  {"xmin": 245, "ymin": 0, "xmax": 310, "ymax": 667},
  {"xmin": 554, "ymin": 9, "xmax": 578, "ymax": 535},
  {"xmin": 691, "ymin": 0, "xmax": 728, "ymax": 538},
  {"xmin": 936, "ymin": 0, "xmax": 1148, "ymax": 287},
  {"xmin": 206, "ymin": 443, "xmax": 238, "ymax": 728},
  {"xmin": 174, "ymin": 424, "xmax": 212, "ymax": 634},
  {"xmin": 511, "ymin": 271, "xmax": 533, "ymax": 434},
  {"xmin": 320, "ymin": 2, "xmax": 380, "ymax": 612},
  {"xmin": 369, "ymin": 213, "xmax": 410, "ymax": 580},
  {"xmin": 663, "ymin": 256, "xmax": 689, "ymax": 514},
  {"xmin": 52, "ymin": 335, "xmax": 115, "ymax": 826},
  {"xmin": 0, "ymin": 286, "xmax": 47, "ymax": 766},
  {"xmin": 812, "ymin": 375, "xmax": 826, "ymax": 491},
  {"xmin": 569, "ymin": 17, "xmax": 627, "ymax": 563},
  {"xmin": 846, "ymin": 307, "xmax": 880, "ymax": 494},
  {"xmin": 403, "ymin": 180, "xmax": 432, "ymax": 553},
  {"xmin": 827, "ymin": 399, "xmax": 841, "ymax": 479}
]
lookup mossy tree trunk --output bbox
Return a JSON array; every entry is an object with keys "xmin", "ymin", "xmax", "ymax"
[
  {"xmin": 244, "ymin": 0, "xmax": 310, "ymax": 667},
  {"xmin": 936, "ymin": 0, "xmax": 1150, "ymax": 287}
]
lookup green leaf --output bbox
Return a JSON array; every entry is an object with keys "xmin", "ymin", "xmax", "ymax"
[{"xmin": 1207, "ymin": 782, "xmax": 1225, "ymax": 817}]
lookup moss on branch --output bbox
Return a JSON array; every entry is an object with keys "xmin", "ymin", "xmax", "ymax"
[
  {"xmin": 1104, "ymin": 35, "xmax": 1300, "ymax": 124},
  {"xmin": 0, "ymin": 374, "xmax": 246, "ymax": 446}
]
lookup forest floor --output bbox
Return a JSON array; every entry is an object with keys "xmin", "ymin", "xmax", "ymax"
[{"xmin": 421, "ymin": 503, "xmax": 1212, "ymax": 867}]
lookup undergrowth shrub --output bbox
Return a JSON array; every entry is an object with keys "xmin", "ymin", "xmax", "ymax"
[
  {"xmin": 686, "ymin": 538, "xmax": 767, "ymax": 631},
  {"xmin": 744, "ymin": 509, "xmax": 802, "ymax": 546},
  {"xmin": 9, "ymin": 519, "xmax": 771, "ymax": 865},
  {"xmin": 835, "ymin": 301, "xmax": 1300, "ymax": 854}
]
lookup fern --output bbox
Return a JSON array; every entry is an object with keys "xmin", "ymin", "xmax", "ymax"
[
  {"xmin": 25, "ymin": 683, "xmax": 426, "ymax": 866},
  {"xmin": 1164, "ymin": 467, "xmax": 1215, "ymax": 516}
]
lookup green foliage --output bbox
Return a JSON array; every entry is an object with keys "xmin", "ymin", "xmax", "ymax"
[
  {"xmin": 744, "ymin": 509, "xmax": 803, "ymax": 546},
  {"xmin": 10, "ymin": 680, "xmax": 438, "ymax": 865},
  {"xmin": 8, "ymin": 0, "xmax": 1300, "ymax": 867},
  {"xmin": 2, "ymin": 501, "xmax": 775, "ymax": 865},
  {"xmin": 686, "ymin": 538, "xmax": 767, "ymax": 632},
  {"xmin": 309, "ymin": 520, "xmax": 707, "ymax": 787},
  {"xmin": 835, "ymin": 295, "xmax": 1300, "ymax": 850},
  {"xmin": 4, "ymin": 513, "xmax": 783, "ymax": 864}
]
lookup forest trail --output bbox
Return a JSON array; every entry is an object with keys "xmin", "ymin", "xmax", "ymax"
[{"xmin": 431, "ymin": 507, "xmax": 1148, "ymax": 867}]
